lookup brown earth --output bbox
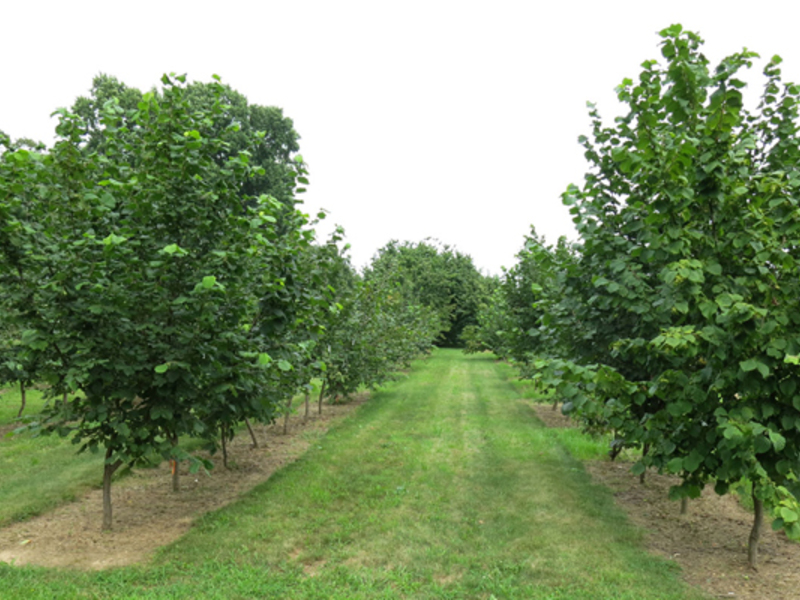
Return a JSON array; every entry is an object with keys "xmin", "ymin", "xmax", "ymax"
[
  {"xmin": 531, "ymin": 401, "xmax": 800, "ymax": 600},
  {"xmin": 0, "ymin": 394, "xmax": 368, "ymax": 570}
]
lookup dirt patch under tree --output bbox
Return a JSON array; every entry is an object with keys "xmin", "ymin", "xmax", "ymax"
[
  {"xmin": 0, "ymin": 394, "xmax": 368, "ymax": 570},
  {"xmin": 533, "ymin": 400, "xmax": 800, "ymax": 600}
]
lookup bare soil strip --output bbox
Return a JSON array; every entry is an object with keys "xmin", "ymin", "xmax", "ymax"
[
  {"xmin": 0, "ymin": 395, "xmax": 368, "ymax": 570},
  {"xmin": 531, "ymin": 402, "xmax": 800, "ymax": 600}
]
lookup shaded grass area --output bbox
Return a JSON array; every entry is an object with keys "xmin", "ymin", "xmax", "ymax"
[
  {"xmin": 0, "ymin": 351, "xmax": 705, "ymax": 599},
  {"xmin": 0, "ymin": 386, "xmax": 221, "ymax": 527},
  {"xmin": 0, "ymin": 386, "xmax": 105, "ymax": 526}
]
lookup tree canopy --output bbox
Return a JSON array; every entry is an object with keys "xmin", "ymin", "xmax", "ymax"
[
  {"xmin": 467, "ymin": 24, "xmax": 800, "ymax": 567},
  {"xmin": 368, "ymin": 240, "xmax": 488, "ymax": 347}
]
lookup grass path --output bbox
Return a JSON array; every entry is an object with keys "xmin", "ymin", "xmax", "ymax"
[{"xmin": 0, "ymin": 351, "xmax": 704, "ymax": 599}]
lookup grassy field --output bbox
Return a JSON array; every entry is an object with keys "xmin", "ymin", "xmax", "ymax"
[{"xmin": 0, "ymin": 351, "xmax": 705, "ymax": 599}]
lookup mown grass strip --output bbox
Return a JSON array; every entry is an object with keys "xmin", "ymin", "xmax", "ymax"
[
  {"xmin": 0, "ymin": 387, "xmax": 105, "ymax": 526},
  {"xmin": 0, "ymin": 351, "xmax": 704, "ymax": 599}
]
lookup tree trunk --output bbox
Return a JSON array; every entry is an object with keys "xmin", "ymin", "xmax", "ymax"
[
  {"xmin": 16, "ymin": 382, "xmax": 26, "ymax": 418},
  {"xmin": 639, "ymin": 443, "xmax": 650, "ymax": 484},
  {"xmin": 680, "ymin": 497, "xmax": 688, "ymax": 515},
  {"xmin": 552, "ymin": 398, "xmax": 558, "ymax": 411},
  {"xmin": 318, "ymin": 380, "xmax": 327, "ymax": 415},
  {"xmin": 170, "ymin": 435, "xmax": 180, "ymax": 492},
  {"xmin": 221, "ymin": 424, "xmax": 229, "ymax": 469},
  {"xmin": 304, "ymin": 393, "xmax": 310, "ymax": 422},
  {"xmin": 283, "ymin": 396, "xmax": 293, "ymax": 434},
  {"xmin": 245, "ymin": 417, "xmax": 258, "ymax": 448},
  {"xmin": 609, "ymin": 445, "xmax": 621, "ymax": 462},
  {"xmin": 102, "ymin": 448, "xmax": 123, "ymax": 531},
  {"xmin": 748, "ymin": 491, "xmax": 764, "ymax": 569},
  {"xmin": 62, "ymin": 391, "xmax": 68, "ymax": 408}
]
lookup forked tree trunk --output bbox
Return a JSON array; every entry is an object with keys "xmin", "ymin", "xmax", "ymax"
[
  {"xmin": 245, "ymin": 417, "xmax": 258, "ymax": 448},
  {"xmin": 304, "ymin": 393, "xmax": 310, "ymax": 422},
  {"xmin": 283, "ymin": 396, "xmax": 293, "ymax": 434},
  {"xmin": 102, "ymin": 448, "xmax": 123, "ymax": 531},
  {"xmin": 748, "ymin": 491, "xmax": 764, "ymax": 569},
  {"xmin": 318, "ymin": 380, "xmax": 327, "ymax": 415},
  {"xmin": 640, "ymin": 443, "xmax": 650, "ymax": 484},
  {"xmin": 16, "ymin": 382, "xmax": 26, "ymax": 418}
]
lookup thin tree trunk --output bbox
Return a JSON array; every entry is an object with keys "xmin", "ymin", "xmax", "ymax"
[
  {"xmin": 552, "ymin": 397, "xmax": 558, "ymax": 411},
  {"xmin": 283, "ymin": 396, "xmax": 293, "ymax": 434},
  {"xmin": 17, "ymin": 381, "xmax": 26, "ymax": 419},
  {"xmin": 318, "ymin": 380, "xmax": 327, "ymax": 415},
  {"xmin": 304, "ymin": 393, "xmax": 310, "ymax": 422},
  {"xmin": 221, "ymin": 424, "xmax": 229, "ymax": 469},
  {"xmin": 680, "ymin": 497, "xmax": 688, "ymax": 515},
  {"xmin": 62, "ymin": 391, "xmax": 68, "ymax": 408},
  {"xmin": 102, "ymin": 448, "xmax": 123, "ymax": 531},
  {"xmin": 245, "ymin": 417, "xmax": 258, "ymax": 448},
  {"xmin": 640, "ymin": 443, "xmax": 650, "ymax": 484},
  {"xmin": 748, "ymin": 491, "xmax": 764, "ymax": 569},
  {"xmin": 170, "ymin": 435, "xmax": 179, "ymax": 492},
  {"xmin": 16, "ymin": 382, "xmax": 26, "ymax": 418}
]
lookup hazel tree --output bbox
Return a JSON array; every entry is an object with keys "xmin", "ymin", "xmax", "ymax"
[
  {"xmin": 534, "ymin": 25, "xmax": 800, "ymax": 567},
  {"xmin": 0, "ymin": 74, "xmax": 299, "ymax": 529}
]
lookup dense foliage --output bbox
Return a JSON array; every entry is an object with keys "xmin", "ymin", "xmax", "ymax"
[
  {"xmin": 0, "ymin": 75, "xmax": 440, "ymax": 529},
  {"xmin": 368, "ymin": 240, "xmax": 488, "ymax": 347},
  {"xmin": 469, "ymin": 25, "xmax": 800, "ymax": 567}
]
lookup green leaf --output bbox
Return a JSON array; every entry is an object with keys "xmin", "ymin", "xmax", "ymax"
[
  {"xmin": 258, "ymin": 353, "xmax": 272, "ymax": 366},
  {"xmin": 277, "ymin": 360, "xmax": 293, "ymax": 372},
  {"xmin": 769, "ymin": 430, "xmax": 787, "ymax": 452},
  {"xmin": 102, "ymin": 233, "xmax": 127, "ymax": 246},
  {"xmin": 202, "ymin": 276, "xmax": 217, "ymax": 289},
  {"xmin": 780, "ymin": 507, "xmax": 799, "ymax": 523},
  {"xmin": 740, "ymin": 359, "xmax": 769, "ymax": 377},
  {"xmin": 154, "ymin": 363, "xmax": 170, "ymax": 374},
  {"xmin": 667, "ymin": 457, "xmax": 683, "ymax": 473},
  {"xmin": 683, "ymin": 450, "xmax": 703, "ymax": 473}
]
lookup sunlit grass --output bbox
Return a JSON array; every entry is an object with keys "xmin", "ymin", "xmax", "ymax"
[
  {"xmin": 0, "ymin": 351, "xmax": 705, "ymax": 599},
  {"xmin": 0, "ymin": 383, "xmax": 50, "ymax": 425}
]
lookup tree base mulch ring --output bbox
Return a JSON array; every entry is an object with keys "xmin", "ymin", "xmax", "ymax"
[
  {"xmin": 0, "ymin": 393, "xmax": 369, "ymax": 570},
  {"xmin": 528, "ymin": 401, "xmax": 577, "ymax": 429},
  {"xmin": 528, "ymin": 399, "xmax": 800, "ymax": 599},
  {"xmin": 589, "ymin": 452, "xmax": 800, "ymax": 599}
]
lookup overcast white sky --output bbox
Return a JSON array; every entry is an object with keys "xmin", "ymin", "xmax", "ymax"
[{"xmin": 3, "ymin": 1, "xmax": 800, "ymax": 274}]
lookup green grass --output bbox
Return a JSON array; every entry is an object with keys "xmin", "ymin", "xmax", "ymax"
[
  {"xmin": 0, "ymin": 351, "xmax": 706, "ymax": 599},
  {"xmin": 0, "ymin": 385, "xmax": 106, "ymax": 526},
  {"xmin": 0, "ymin": 382, "xmax": 50, "ymax": 424},
  {"xmin": 0, "ymin": 385, "xmax": 212, "ymax": 527}
]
